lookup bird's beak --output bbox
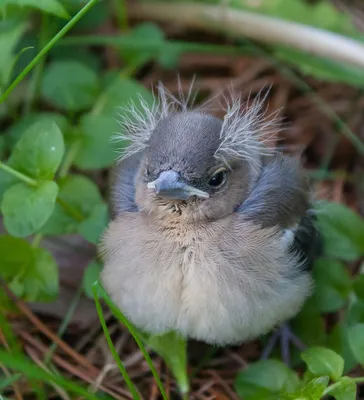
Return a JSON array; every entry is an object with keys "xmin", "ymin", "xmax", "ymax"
[{"xmin": 147, "ymin": 170, "xmax": 209, "ymax": 200}]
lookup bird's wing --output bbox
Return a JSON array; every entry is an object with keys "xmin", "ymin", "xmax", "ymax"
[
  {"xmin": 109, "ymin": 152, "xmax": 142, "ymax": 218},
  {"xmin": 238, "ymin": 154, "xmax": 310, "ymax": 228},
  {"xmin": 287, "ymin": 212, "xmax": 323, "ymax": 271},
  {"xmin": 238, "ymin": 154, "xmax": 323, "ymax": 270}
]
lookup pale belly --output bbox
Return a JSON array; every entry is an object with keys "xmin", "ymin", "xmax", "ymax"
[{"xmin": 100, "ymin": 213, "xmax": 312, "ymax": 345}]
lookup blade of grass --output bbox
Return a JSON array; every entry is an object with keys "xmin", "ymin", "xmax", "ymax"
[
  {"xmin": 23, "ymin": 14, "xmax": 50, "ymax": 115},
  {"xmin": 92, "ymin": 284, "xmax": 140, "ymax": 400},
  {"xmin": 112, "ymin": 0, "xmax": 128, "ymax": 32},
  {"xmin": 0, "ymin": 350, "xmax": 101, "ymax": 400},
  {"xmin": 0, "ymin": 373, "xmax": 22, "ymax": 391},
  {"xmin": 0, "ymin": 312, "xmax": 22, "ymax": 355},
  {"xmin": 93, "ymin": 281, "xmax": 169, "ymax": 400},
  {"xmin": 0, "ymin": 0, "xmax": 99, "ymax": 104}
]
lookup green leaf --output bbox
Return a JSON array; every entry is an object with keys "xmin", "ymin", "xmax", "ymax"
[
  {"xmin": 0, "ymin": 235, "xmax": 33, "ymax": 279},
  {"xmin": 120, "ymin": 22, "xmax": 165, "ymax": 65},
  {"xmin": 0, "ymin": 236, "xmax": 58, "ymax": 302},
  {"xmin": 312, "ymin": 259, "xmax": 352, "ymax": 313},
  {"xmin": 234, "ymin": 359, "xmax": 299, "ymax": 399},
  {"xmin": 301, "ymin": 347, "xmax": 344, "ymax": 381},
  {"xmin": 0, "ymin": 350, "xmax": 100, "ymax": 399},
  {"xmin": 73, "ymin": 113, "xmax": 118, "ymax": 170},
  {"xmin": 78, "ymin": 203, "xmax": 109, "ymax": 244},
  {"xmin": 0, "ymin": 20, "xmax": 26, "ymax": 90},
  {"xmin": 4, "ymin": 0, "xmax": 69, "ymax": 18},
  {"xmin": 0, "ymin": 135, "xmax": 5, "ymax": 159},
  {"xmin": 157, "ymin": 42, "xmax": 182, "ymax": 69},
  {"xmin": 0, "ymin": 373, "xmax": 22, "ymax": 391},
  {"xmin": 353, "ymin": 275, "xmax": 364, "ymax": 300},
  {"xmin": 9, "ymin": 119, "xmax": 65, "ymax": 180},
  {"xmin": 348, "ymin": 324, "xmax": 364, "ymax": 366},
  {"xmin": 315, "ymin": 201, "xmax": 364, "ymax": 261},
  {"xmin": 22, "ymin": 247, "xmax": 58, "ymax": 302},
  {"xmin": 0, "ymin": 165, "xmax": 17, "ymax": 202},
  {"xmin": 41, "ymin": 60, "xmax": 100, "ymax": 112},
  {"xmin": 5, "ymin": 112, "xmax": 69, "ymax": 151},
  {"xmin": 327, "ymin": 323, "xmax": 357, "ymax": 374},
  {"xmin": 93, "ymin": 76, "xmax": 154, "ymax": 118},
  {"xmin": 83, "ymin": 260, "xmax": 102, "ymax": 299},
  {"xmin": 147, "ymin": 332, "xmax": 189, "ymax": 396},
  {"xmin": 41, "ymin": 175, "xmax": 103, "ymax": 235},
  {"xmin": 2, "ymin": 181, "xmax": 58, "ymax": 237},
  {"xmin": 291, "ymin": 298, "xmax": 326, "ymax": 347},
  {"xmin": 91, "ymin": 77, "xmax": 154, "ymax": 158},
  {"xmin": 326, "ymin": 376, "xmax": 357, "ymax": 400},
  {"xmin": 70, "ymin": 0, "xmax": 110, "ymax": 32},
  {"xmin": 61, "ymin": 0, "xmax": 87, "ymax": 13},
  {"xmin": 347, "ymin": 300, "xmax": 364, "ymax": 326},
  {"xmin": 300, "ymin": 376, "xmax": 330, "ymax": 399}
]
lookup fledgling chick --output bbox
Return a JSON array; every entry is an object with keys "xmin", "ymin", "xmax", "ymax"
[{"xmin": 100, "ymin": 84, "xmax": 322, "ymax": 354}]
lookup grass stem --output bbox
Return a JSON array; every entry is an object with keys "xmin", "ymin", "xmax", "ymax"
[
  {"xmin": 94, "ymin": 281, "xmax": 169, "ymax": 400},
  {"xmin": 0, "ymin": 0, "xmax": 99, "ymax": 104},
  {"xmin": 92, "ymin": 284, "xmax": 140, "ymax": 400}
]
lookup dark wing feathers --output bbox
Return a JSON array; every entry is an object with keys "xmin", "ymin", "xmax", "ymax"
[
  {"xmin": 238, "ymin": 154, "xmax": 322, "ymax": 270},
  {"xmin": 238, "ymin": 155, "xmax": 310, "ymax": 229},
  {"xmin": 289, "ymin": 213, "xmax": 323, "ymax": 271},
  {"xmin": 109, "ymin": 152, "xmax": 141, "ymax": 218}
]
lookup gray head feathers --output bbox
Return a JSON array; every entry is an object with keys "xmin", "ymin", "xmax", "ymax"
[{"xmin": 114, "ymin": 80, "xmax": 281, "ymax": 169}]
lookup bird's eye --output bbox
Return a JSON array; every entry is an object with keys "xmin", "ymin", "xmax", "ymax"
[{"xmin": 208, "ymin": 169, "xmax": 227, "ymax": 188}]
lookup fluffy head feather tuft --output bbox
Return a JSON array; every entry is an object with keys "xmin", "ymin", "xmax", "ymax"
[
  {"xmin": 215, "ymin": 86, "xmax": 281, "ymax": 172},
  {"xmin": 114, "ymin": 80, "xmax": 281, "ymax": 166}
]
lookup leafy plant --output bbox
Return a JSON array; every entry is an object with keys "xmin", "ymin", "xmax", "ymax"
[{"xmin": 235, "ymin": 347, "xmax": 362, "ymax": 399}]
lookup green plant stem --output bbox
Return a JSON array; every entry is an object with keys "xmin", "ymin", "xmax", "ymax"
[
  {"xmin": 128, "ymin": 1, "xmax": 364, "ymax": 68},
  {"xmin": 92, "ymin": 285, "xmax": 140, "ymax": 400},
  {"xmin": 23, "ymin": 13, "xmax": 49, "ymax": 114},
  {"xmin": 0, "ymin": 159, "xmax": 85, "ymax": 224},
  {"xmin": 0, "ymin": 0, "xmax": 99, "ymax": 104},
  {"xmin": 23, "ymin": 14, "xmax": 50, "ymax": 115},
  {"xmin": 56, "ymin": 198, "xmax": 84, "ymax": 222},
  {"xmin": 119, "ymin": 54, "xmax": 150, "ymax": 78},
  {"xmin": 113, "ymin": 0, "xmax": 128, "ymax": 32},
  {"xmin": 95, "ymin": 281, "xmax": 168, "ymax": 400},
  {"xmin": 60, "ymin": 35, "xmax": 244, "ymax": 55},
  {"xmin": 0, "ymin": 350, "xmax": 100, "ymax": 400},
  {"xmin": 32, "ymin": 233, "xmax": 43, "ymax": 248},
  {"xmin": 322, "ymin": 377, "xmax": 364, "ymax": 396},
  {"xmin": 58, "ymin": 140, "xmax": 81, "ymax": 178},
  {"xmin": 44, "ymin": 285, "xmax": 83, "ymax": 365},
  {"xmin": 91, "ymin": 56, "xmax": 150, "ymax": 116},
  {"xmin": 0, "ymin": 161, "xmax": 37, "ymax": 186}
]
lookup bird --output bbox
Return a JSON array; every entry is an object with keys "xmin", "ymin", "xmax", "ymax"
[{"xmin": 100, "ymin": 82, "xmax": 323, "ymax": 362}]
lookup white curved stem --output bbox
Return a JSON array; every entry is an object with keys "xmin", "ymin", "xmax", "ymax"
[{"xmin": 129, "ymin": 1, "xmax": 364, "ymax": 69}]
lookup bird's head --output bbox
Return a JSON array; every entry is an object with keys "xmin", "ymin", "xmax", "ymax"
[{"xmin": 116, "ymin": 83, "xmax": 278, "ymax": 222}]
